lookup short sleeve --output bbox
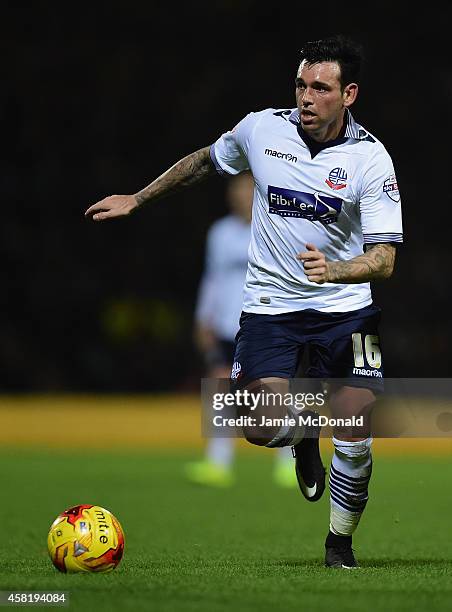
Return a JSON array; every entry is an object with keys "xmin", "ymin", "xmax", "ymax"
[
  {"xmin": 359, "ymin": 148, "xmax": 403, "ymax": 244},
  {"xmin": 210, "ymin": 112, "xmax": 259, "ymax": 176}
]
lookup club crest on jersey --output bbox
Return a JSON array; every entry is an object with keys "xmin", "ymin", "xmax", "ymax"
[
  {"xmin": 325, "ymin": 167, "xmax": 347, "ymax": 190},
  {"xmin": 383, "ymin": 174, "xmax": 400, "ymax": 202},
  {"xmin": 267, "ymin": 185, "xmax": 342, "ymax": 225},
  {"xmin": 231, "ymin": 362, "xmax": 242, "ymax": 380}
]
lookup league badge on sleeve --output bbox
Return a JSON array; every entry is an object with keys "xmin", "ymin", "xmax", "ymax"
[{"xmin": 383, "ymin": 174, "xmax": 400, "ymax": 202}]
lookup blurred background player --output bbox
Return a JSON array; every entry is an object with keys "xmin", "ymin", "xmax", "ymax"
[{"xmin": 185, "ymin": 172, "xmax": 296, "ymax": 488}]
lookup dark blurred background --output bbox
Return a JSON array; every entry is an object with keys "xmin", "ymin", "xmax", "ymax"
[{"xmin": 1, "ymin": 1, "xmax": 450, "ymax": 391}]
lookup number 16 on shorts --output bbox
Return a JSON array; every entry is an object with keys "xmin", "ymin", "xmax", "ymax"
[{"xmin": 352, "ymin": 333, "xmax": 382, "ymax": 369}]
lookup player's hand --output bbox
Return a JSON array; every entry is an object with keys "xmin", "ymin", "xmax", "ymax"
[
  {"xmin": 85, "ymin": 194, "xmax": 139, "ymax": 222},
  {"xmin": 296, "ymin": 243, "xmax": 330, "ymax": 284}
]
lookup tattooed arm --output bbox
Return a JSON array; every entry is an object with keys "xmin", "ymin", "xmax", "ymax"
[
  {"xmin": 85, "ymin": 147, "xmax": 216, "ymax": 221},
  {"xmin": 297, "ymin": 242, "xmax": 396, "ymax": 284}
]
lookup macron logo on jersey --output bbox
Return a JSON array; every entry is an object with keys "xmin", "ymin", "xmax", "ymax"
[
  {"xmin": 265, "ymin": 148, "xmax": 297, "ymax": 163},
  {"xmin": 268, "ymin": 185, "xmax": 343, "ymax": 225}
]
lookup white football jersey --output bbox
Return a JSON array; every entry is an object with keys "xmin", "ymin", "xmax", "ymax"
[
  {"xmin": 210, "ymin": 108, "xmax": 403, "ymax": 314},
  {"xmin": 195, "ymin": 215, "xmax": 250, "ymax": 340}
]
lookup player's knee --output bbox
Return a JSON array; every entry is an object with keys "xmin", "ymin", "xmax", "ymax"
[
  {"xmin": 242, "ymin": 416, "xmax": 303, "ymax": 448},
  {"xmin": 239, "ymin": 378, "xmax": 304, "ymax": 448},
  {"xmin": 330, "ymin": 386, "xmax": 376, "ymax": 414},
  {"xmin": 330, "ymin": 386, "xmax": 375, "ymax": 438}
]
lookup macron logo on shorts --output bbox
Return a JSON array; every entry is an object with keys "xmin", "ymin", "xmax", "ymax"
[
  {"xmin": 267, "ymin": 185, "xmax": 343, "ymax": 225},
  {"xmin": 352, "ymin": 367, "xmax": 383, "ymax": 378}
]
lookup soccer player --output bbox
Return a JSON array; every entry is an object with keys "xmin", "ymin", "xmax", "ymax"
[
  {"xmin": 85, "ymin": 35, "xmax": 403, "ymax": 568},
  {"xmin": 187, "ymin": 171, "xmax": 296, "ymax": 488}
]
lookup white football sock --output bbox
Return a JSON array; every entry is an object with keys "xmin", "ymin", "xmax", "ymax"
[
  {"xmin": 206, "ymin": 437, "xmax": 234, "ymax": 467},
  {"xmin": 329, "ymin": 437, "xmax": 372, "ymax": 537}
]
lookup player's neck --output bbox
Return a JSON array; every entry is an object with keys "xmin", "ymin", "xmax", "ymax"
[{"xmin": 308, "ymin": 111, "xmax": 347, "ymax": 143}]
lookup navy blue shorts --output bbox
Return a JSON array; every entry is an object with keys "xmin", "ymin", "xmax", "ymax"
[{"xmin": 231, "ymin": 304, "xmax": 384, "ymax": 391}]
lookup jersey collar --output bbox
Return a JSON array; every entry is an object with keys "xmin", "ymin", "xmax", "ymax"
[{"xmin": 288, "ymin": 108, "xmax": 370, "ymax": 141}]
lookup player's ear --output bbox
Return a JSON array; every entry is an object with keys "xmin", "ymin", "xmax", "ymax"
[{"xmin": 343, "ymin": 83, "xmax": 358, "ymax": 108}]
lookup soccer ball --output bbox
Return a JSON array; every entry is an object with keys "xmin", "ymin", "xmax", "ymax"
[{"xmin": 47, "ymin": 504, "xmax": 125, "ymax": 573}]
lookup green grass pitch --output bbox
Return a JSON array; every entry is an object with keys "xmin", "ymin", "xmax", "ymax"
[{"xmin": 0, "ymin": 449, "xmax": 451, "ymax": 612}]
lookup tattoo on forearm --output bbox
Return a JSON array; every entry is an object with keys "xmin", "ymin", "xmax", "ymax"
[
  {"xmin": 327, "ymin": 243, "xmax": 396, "ymax": 283},
  {"xmin": 135, "ymin": 147, "xmax": 216, "ymax": 206}
]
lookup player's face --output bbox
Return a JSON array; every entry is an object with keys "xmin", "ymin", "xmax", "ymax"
[{"xmin": 295, "ymin": 60, "xmax": 358, "ymax": 141}]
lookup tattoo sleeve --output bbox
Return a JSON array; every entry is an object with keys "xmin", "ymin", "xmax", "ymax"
[
  {"xmin": 134, "ymin": 146, "xmax": 217, "ymax": 207},
  {"xmin": 327, "ymin": 243, "xmax": 396, "ymax": 283}
]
